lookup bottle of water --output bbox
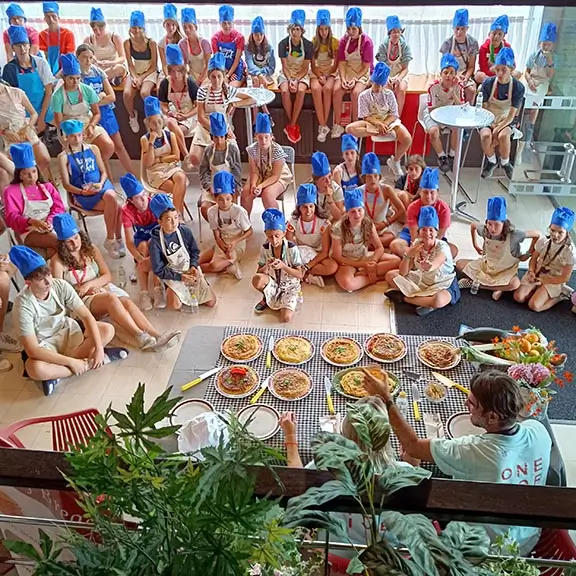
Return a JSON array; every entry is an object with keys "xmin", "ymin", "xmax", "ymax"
[
  {"xmin": 470, "ymin": 276, "xmax": 480, "ymax": 295},
  {"xmin": 190, "ymin": 293, "xmax": 199, "ymax": 314},
  {"xmin": 396, "ymin": 392, "xmax": 409, "ymax": 417},
  {"xmin": 246, "ymin": 75, "xmax": 253, "ymax": 89},
  {"xmin": 475, "ymin": 90, "xmax": 483, "ymax": 112},
  {"xmin": 295, "ymin": 290, "xmax": 304, "ymax": 313},
  {"xmin": 118, "ymin": 265, "xmax": 127, "ymax": 288}
]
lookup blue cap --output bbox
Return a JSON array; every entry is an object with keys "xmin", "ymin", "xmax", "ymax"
[
  {"xmin": 491, "ymin": 15, "xmax": 509, "ymax": 33},
  {"xmin": 316, "ymin": 10, "xmax": 331, "ymax": 27},
  {"xmin": 10, "ymin": 143, "xmax": 36, "ymax": 170},
  {"xmin": 262, "ymin": 208, "xmax": 286, "ymax": 231},
  {"xmin": 540, "ymin": 22, "xmax": 557, "ymax": 43},
  {"xmin": 341, "ymin": 134, "xmax": 359, "ymax": 152},
  {"xmin": 453, "ymin": 9, "xmax": 469, "ymax": 28},
  {"xmin": 346, "ymin": 7, "xmax": 362, "ymax": 28},
  {"xmin": 53, "ymin": 213, "xmax": 80, "ymax": 241},
  {"xmin": 90, "ymin": 8, "xmax": 105, "ymax": 23},
  {"xmin": 120, "ymin": 173, "xmax": 144, "ymax": 198},
  {"xmin": 9, "ymin": 246, "xmax": 46, "ymax": 279},
  {"xmin": 208, "ymin": 52, "xmax": 226, "ymax": 72},
  {"xmin": 251, "ymin": 16, "xmax": 265, "ymax": 34},
  {"xmin": 371, "ymin": 62, "xmax": 391, "ymax": 86},
  {"xmin": 362, "ymin": 152, "xmax": 381, "ymax": 175},
  {"xmin": 150, "ymin": 194, "xmax": 175, "ymax": 219},
  {"xmin": 181, "ymin": 7, "xmax": 197, "ymax": 25},
  {"xmin": 344, "ymin": 188, "xmax": 364, "ymax": 211},
  {"xmin": 297, "ymin": 183, "xmax": 317, "ymax": 206},
  {"xmin": 8, "ymin": 25, "xmax": 28, "ymax": 45},
  {"xmin": 550, "ymin": 207, "xmax": 575, "ymax": 231},
  {"xmin": 144, "ymin": 96, "xmax": 161, "ymax": 118},
  {"xmin": 61, "ymin": 53, "xmax": 81, "ymax": 76},
  {"xmin": 255, "ymin": 112, "xmax": 272, "ymax": 134},
  {"xmin": 213, "ymin": 171, "xmax": 235, "ymax": 195},
  {"xmin": 6, "ymin": 3, "xmax": 25, "ymax": 21},
  {"xmin": 386, "ymin": 15, "xmax": 402, "ymax": 32},
  {"xmin": 420, "ymin": 167, "xmax": 439, "ymax": 190},
  {"xmin": 311, "ymin": 151, "xmax": 330, "ymax": 177},
  {"xmin": 130, "ymin": 11, "xmax": 145, "ymax": 29},
  {"xmin": 441, "ymin": 53, "xmax": 459, "ymax": 71},
  {"xmin": 495, "ymin": 46, "xmax": 515, "ymax": 67},
  {"xmin": 487, "ymin": 196, "xmax": 507, "ymax": 222},
  {"xmin": 219, "ymin": 5, "xmax": 234, "ymax": 23},
  {"xmin": 166, "ymin": 44, "xmax": 184, "ymax": 66},
  {"xmin": 209, "ymin": 112, "xmax": 228, "ymax": 137},
  {"xmin": 290, "ymin": 9, "xmax": 305, "ymax": 28},
  {"xmin": 61, "ymin": 119, "xmax": 84, "ymax": 135},
  {"xmin": 418, "ymin": 206, "xmax": 440, "ymax": 229},
  {"xmin": 43, "ymin": 2, "xmax": 59, "ymax": 15},
  {"xmin": 163, "ymin": 3, "xmax": 177, "ymax": 21}
]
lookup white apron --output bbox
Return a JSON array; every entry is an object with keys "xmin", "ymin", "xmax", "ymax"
[
  {"xmin": 185, "ymin": 37, "xmax": 208, "ymax": 83},
  {"xmin": 146, "ymin": 130, "xmax": 182, "ymax": 189},
  {"xmin": 262, "ymin": 239, "xmax": 301, "ymax": 311},
  {"xmin": 167, "ymin": 79, "xmax": 197, "ymax": 135},
  {"xmin": 20, "ymin": 183, "xmax": 53, "ymax": 241},
  {"xmin": 278, "ymin": 38, "xmax": 310, "ymax": 87},
  {"xmin": 201, "ymin": 142, "xmax": 233, "ymax": 204},
  {"xmin": 462, "ymin": 235, "xmax": 520, "ymax": 286},
  {"xmin": 341, "ymin": 35, "xmax": 369, "ymax": 84},
  {"xmin": 60, "ymin": 88, "xmax": 106, "ymax": 144},
  {"xmin": 363, "ymin": 187, "xmax": 388, "ymax": 224},
  {"xmin": 192, "ymin": 87, "xmax": 230, "ymax": 147},
  {"xmin": 212, "ymin": 210, "xmax": 246, "ymax": 262},
  {"xmin": 0, "ymin": 85, "xmax": 38, "ymax": 149},
  {"xmin": 131, "ymin": 41, "xmax": 159, "ymax": 85},
  {"xmin": 289, "ymin": 216, "xmax": 326, "ymax": 264},
  {"xmin": 364, "ymin": 91, "xmax": 394, "ymax": 135},
  {"xmin": 523, "ymin": 51, "xmax": 551, "ymax": 102}
]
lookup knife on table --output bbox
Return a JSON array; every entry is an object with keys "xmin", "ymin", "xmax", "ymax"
[
  {"xmin": 250, "ymin": 377, "xmax": 271, "ymax": 404},
  {"xmin": 181, "ymin": 367, "xmax": 221, "ymax": 392},
  {"xmin": 411, "ymin": 383, "xmax": 422, "ymax": 421},
  {"xmin": 324, "ymin": 376, "xmax": 335, "ymax": 415},
  {"xmin": 266, "ymin": 336, "xmax": 274, "ymax": 369},
  {"xmin": 432, "ymin": 372, "xmax": 470, "ymax": 395}
]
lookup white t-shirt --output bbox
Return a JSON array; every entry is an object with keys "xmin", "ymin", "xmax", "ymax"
[
  {"xmin": 207, "ymin": 203, "xmax": 251, "ymax": 237},
  {"xmin": 534, "ymin": 236, "xmax": 575, "ymax": 276}
]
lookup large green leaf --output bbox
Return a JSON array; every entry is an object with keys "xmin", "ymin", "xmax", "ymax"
[
  {"xmin": 285, "ymin": 480, "xmax": 356, "ymax": 513},
  {"xmin": 345, "ymin": 402, "xmax": 391, "ymax": 453},
  {"xmin": 282, "ymin": 509, "xmax": 349, "ymax": 541},
  {"xmin": 378, "ymin": 465, "xmax": 431, "ymax": 499},
  {"xmin": 346, "ymin": 555, "xmax": 365, "ymax": 574},
  {"xmin": 441, "ymin": 522, "xmax": 491, "ymax": 561},
  {"xmin": 4, "ymin": 540, "xmax": 41, "ymax": 561},
  {"xmin": 360, "ymin": 539, "xmax": 420, "ymax": 576},
  {"xmin": 311, "ymin": 432, "xmax": 364, "ymax": 471}
]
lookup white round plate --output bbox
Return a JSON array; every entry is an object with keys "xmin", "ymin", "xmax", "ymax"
[
  {"xmin": 272, "ymin": 336, "xmax": 315, "ymax": 366},
  {"xmin": 417, "ymin": 340, "xmax": 462, "ymax": 371},
  {"xmin": 364, "ymin": 333, "xmax": 407, "ymax": 364},
  {"xmin": 446, "ymin": 412, "xmax": 486, "ymax": 439},
  {"xmin": 237, "ymin": 404, "xmax": 280, "ymax": 440},
  {"xmin": 214, "ymin": 366, "xmax": 260, "ymax": 399},
  {"xmin": 320, "ymin": 338, "xmax": 364, "ymax": 368},
  {"xmin": 269, "ymin": 369, "xmax": 313, "ymax": 402},
  {"xmin": 220, "ymin": 333, "xmax": 263, "ymax": 363},
  {"xmin": 171, "ymin": 399, "xmax": 214, "ymax": 427}
]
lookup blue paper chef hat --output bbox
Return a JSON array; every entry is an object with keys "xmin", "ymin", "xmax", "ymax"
[
  {"xmin": 453, "ymin": 8, "xmax": 469, "ymax": 28},
  {"xmin": 8, "ymin": 26, "xmax": 28, "ymax": 45},
  {"xmin": 344, "ymin": 188, "xmax": 365, "ymax": 211},
  {"xmin": 163, "ymin": 3, "xmax": 177, "ymax": 21},
  {"xmin": 491, "ymin": 15, "xmax": 509, "ymax": 33},
  {"xmin": 219, "ymin": 5, "xmax": 234, "ymax": 23},
  {"xmin": 61, "ymin": 53, "xmax": 81, "ymax": 76},
  {"xmin": 209, "ymin": 112, "xmax": 228, "ymax": 137},
  {"xmin": 494, "ymin": 46, "xmax": 515, "ymax": 67},
  {"xmin": 251, "ymin": 16, "xmax": 265, "ymax": 34},
  {"xmin": 150, "ymin": 194, "xmax": 176, "ymax": 219},
  {"xmin": 341, "ymin": 134, "xmax": 359, "ymax": 152},
  {"xmin": 316, "ymin": 10, "xmax": 331, "ymax": 27},
  {"xmin": 130, "ymin": 11, "xmax": 145, "ymax": 29},
  {"xmin": 10, "ymin": 143, "xmax": 36, "ymax": 170},
  {"xmin": 418, "ymin": 206, "xmax": 440, "ymax": 229},
  {"xmin": 297, "ymin": 183, "xmax": 318, "ymax": 206},
  {"xmin": 311, "ymin": 151, "xmax": 330, "ymax": 177},
  {"xmin": 386, "ymin": 16, "xmax": 402, "ymax": 32},
  {"xmin": 346, "ymin": 7, "xmax": 362, "ymax": 28},
  {"xmin": 90, "ymin": 7, "xmax": 105, "ymax": 23},
  {"xmin": 61, "ymin": 119, "xmax": 84, "ymax": 135},
  {"xmin": 6, "ymin": 3, "xmax": 25, "ymax": 21},
  {"xmin": 166, "ymin": 44, "xmax": 184, "ymax": 66},
  {"xmin": 120, "ymin": 172, "xmax": 144, "ymax": 199},
  {"xmin": 213, "ymin": 170, "xmax": 235, "ymax": 195},
  {"xmin": 255, "ymin": 112, "xmax": 272, "ymax": 134},
  {"xmin": 43, "ymin": 2, "xmax": 59, "ymax": 15},
  {"xmin": 420, "ymin": 167, "xmax": 440, "ymax": 190},
  {"xmin": 208, "ymin": 52, "xmax": 226, "ymax": 72},
  {"xmin": 487, "ymin": 196, "xmax": 507, "ymax": 222},
  {"xmin": 550, "ymin": 207, "xmax": 575, "ymax": 231},
  {"xmin": 9, "ymin": 246, "xmax": 46, "ymax": 279},
  {"xmin": 371, "ymin": 62, "xmax": 391, "ymax": 86},
  {"xmin": 262, "ymin": 208, "xmax": 286, "ymax": 231},
  {"xmin": 362, "ymin": 152, "xmax": 381, "ymax": 175},
  {"xmin": 181, "ymin": 7, "xmax": 197, "ymax": 25},
  {"xmin": 540, "ymin": 22, "xmax": 557, "ymax": 43},
  {"xmin": 441, "ymin": 53, "xmax": 459, "ymax": 71},
  {"xmin": 290, "ymin": 10, "xmax": 306, "ymax": 28},
  {"xmin": 53, "ymin": 213, "xmax": 80, "ymax": 241},
  {"xmin": 144, "ymin": 96, "xmax": 161, "ymax": 118}
]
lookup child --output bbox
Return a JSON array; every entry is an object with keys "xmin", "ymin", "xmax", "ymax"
[
  {"xmin": 332, "ymin": 7, "xmax": 374, "ymax": 137},
  {"xmin": 245, "ymin": 16, "xmax": 276, "ymax": 88},
  {"xmin": 39, "ymin": 2, "xmax": 75, "ymax": 75},
  {"xmin": 10, "ymin": 245, "xmax": 126, "ymax": 396},
  {"xmin": 123, "ymin": 11, "xmax": 159, "ymax": 133},
  {"xmin": 479, "ymin": 47, "xmax": 525, "ymax": 180},
  {"xmin": 157, "ymin": 3, "xmax": 183, "ymax": 87},
  {"xmin": 311, "ymin": 10, "xmax": 339, "ymax": 142},
  {"xmin": 178, "ymin": 8, "xmax": 211, "ymax": 86},
  {"xmin": 140, "ymin": 96, "xmax": 187, "ymax": 215},
  {"xmin": 3, "ymin": 3, "xmax": 39, "ymax": 61},
  {"xmin": 376, "ymin": 16, "xmax": 412, "ymax": 116},
  {"xmin": 332, "ymin": 134, "xmax": 362, "ymax": 192},
  {"xmin": 514, "ymin": 207, "xmax": 575, "ymax": 312},
  {"xmin": 311, "ymin": 151, "xmax": 345, "ymax": 221},
  {"xmin": 149, "ymin": 193, "xmax": 217, "ymax": 311},
  {"xmin": 346, "ymin": 62, "xmax": 412, "ymax": 179},
  {"xmin": 385, "ymin": 206, "xmax": 460, "ymax": 316},
  {"xmin": 331, "ymin": 188, "xmax": 400, "ymax": 292},
  {"xmin": 252, "ymin": 208, "xmax": 303, "ymax": 323},
  {"xmin": 278, "ymin": 10, "xmax": 313, "ymax": 144},
  {"xmin": 439, "ymin": 8, "xmax": 479, "ymax": 103},
  {"xmin": 212, "ymin": 5, "xmax": 246, "ymax": 87},
  {"xmin": 286, "ymin": 183, "xmax": 338, "ymax": 287},
  {"xmin": 423, "ymin": 53, "xmax": 465, "ymax": 173},
  {"xmin": 476, "ymin": 15, "xmax": 518, "ymax": 84},
  {"xmin": 394, "ymin": 154, "xmax": 426, "ymax": 201},
  {"xmin": 199, "ymin": 170, "xmax": 253, "ymax": 280},
  {"xmin": 456, "ymin": 196, "xmax": 540, "ymax": 301},
  {"xmin": 120, "ymin": 173, "xmax": 163, "ymax": 311},
  {"xmin": 199, "ymin": 112, "xmax": 243, "ymax": 221}
]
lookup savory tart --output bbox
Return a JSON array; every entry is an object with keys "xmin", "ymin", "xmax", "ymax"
[
  {"xmin": 417, "ymin": 340, "xmax": 461, "ymax": 370},
  {"xmin": 270, "ymin": 369, "xmax": 312, "ymax": 400},
  {"xmin": 216, "ymin": 365, "xmax": 259, "ymax": 397},
  {"xmin": 321, "ymin": 337, "xmax": 362, "ymax": 366},
  {"xmin": 339, "ymin": 367, "xmax": 398, "ymax": 398},
  {"xmin": 365, "ymin": 333, "xmax": 406, "ymax": 362},
  {"xmin": 221, "ymin": 334, "xmax": 262, "ymax": 362},
  {"xmin": 273, "ymin": 336, "xmax": 314, "ymax": 365}
]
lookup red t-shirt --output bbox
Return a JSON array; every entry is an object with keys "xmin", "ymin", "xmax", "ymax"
[
  {"xmin": 478, "ymin": 38, "xmax": 512, "ymax": 76},
  {"xmin": 211, "ymin": 29, "xmax": 245, "ymax": 54},
  {"xmin": 406, "ymin": 199, "xmax": 451, "ymax": 230},
  {"xmin": 3, "ymin": 25, "xmax": 39, "ymax": 47},
  {"xmin": 39, "ymin": 27, "xmax": 75, "ymax": 55},
  {"xmin": 121, "ymin": 202, "xmax": 156, "ymax": 230}
]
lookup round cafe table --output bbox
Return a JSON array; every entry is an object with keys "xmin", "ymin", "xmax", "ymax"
[
  {"xmin": 234, "ymin": 86, "xmax": 276, "ymax": 147},
  {"xmin": 430, "ymin": 105, "xmax": 495, "ymax": 222}
]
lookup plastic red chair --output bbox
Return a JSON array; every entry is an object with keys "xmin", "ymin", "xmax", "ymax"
[
  {"xmin": 532, "ymin": 528, "xmax": 576, "ymax": 576},
  {"xmin": 0, "ymin": 409, "xmax": 102, "ymax": 451}
]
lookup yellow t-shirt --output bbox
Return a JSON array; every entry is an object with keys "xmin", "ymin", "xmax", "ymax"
[{"xmin": 316, "ymin": 37, "xmax": 339, "ymax": 56}]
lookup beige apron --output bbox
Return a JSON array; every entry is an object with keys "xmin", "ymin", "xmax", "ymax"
[
  {"xmin": 463, "ymin": 236, "xmax": 520, "ymax": 286},
  {"xmin": 278, "ymin": 38, "xmax": 310, "ymax": 87},
  {"xmin": 257, "ymin": 145, "xmax": 292, "ymax": 191},
  {"xmin": 288, "ymin": 215, "xmax": 327, "ymax": 264},
  {"xmin": 185, "ymin": 37, "xmax": 208, "ymax": 84},
  {"xmin": 523, "ymin": 51, "xmax": 551, "ymax": 100},
  {"xmin": 60, "ymin": 87, "xmax": 106, "ymax": 144},
  {"xmin": 262, "ymin": 239, "xmax": 301, "ymax": 311},
  {"xmin": 90, "ymin": 33, "xmax": 127, "ymax": 77},
  {"xmin": 486, "ymin": 77, "xmax": 513, "ymax": 127},
  {"xmin": 338, "ymin": 223, "xmax": 369, "ymax": 261},
  {"xmin": 311, "ymin": 44, "xmax": 335, "ymax": 78},
  {"xmin": 201, "ymin": 142, "xmax": 232, "ymax": 204},
  {"xmin": 131, "ymin": 41, "xmax": 159, "ymax": 85},
  {"xmin": 167, "ymin": 79, "xmax": 197, "ymax": 136},
  {"xmin": 146, "ymin": 130, "xmax": 182, "ymax": 188},
  {"xmin": 341, "ymin": 35, "xmax": 369, "ymax": 84},
  {"xmin": 0, "ymin": 86, "xmax": 38, "ymax": 149},
  {"xmin": 19, "ymin": 183, "xmax": 53, "ymax": 241},
  {"xmin": 192, "ymin": 87, "xmax": 230, "ymax": 147},
  {"xmin": 386, "ymin": 41, "xmax": 404, "ymax": 77}
]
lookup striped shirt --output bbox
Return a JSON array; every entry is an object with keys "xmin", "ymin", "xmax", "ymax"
[
  {"xmin": 197, "ymin": 85, "xmax": 238, "ymax": 106},
  {"xmin": 246, "ymin": 141, "xmax": 286, "ymax": 165}
]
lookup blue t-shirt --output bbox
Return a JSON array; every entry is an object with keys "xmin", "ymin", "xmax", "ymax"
[{"xmin": 481, "ymin": 76, "xmax": 525, "ymax": 110}]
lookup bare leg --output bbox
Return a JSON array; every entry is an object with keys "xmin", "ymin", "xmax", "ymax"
[
  {"xmin": 390, "ymin": 238, "xmax": 409, "ymax": 257},
  {"xmin": 166, "ymin": 118, "xmax": 187, "ymax": 158},
  {"xmin": 455, "ymin": 258, "xmax": 473, "ymax": 272},
  {"xmin": 332, "ymin": 80, "xmax": 344, "ymax": 125},
  {"xmin": 376, "ymin": 254, "xmax": 401, "ymax": 277},
  {"xmin": 310, "ymin": 78, "xmax": 325, "ymax": 126},
  {"xmin": 90, "ymin": 293, "xmax": 144, "ymax": 337},
  {"xmin": 261, "ymin": 182, "xmax": 285, "ymax": 210},
  {"xmin": 513, "ymin": 283, "xmax": 536, "ymax": 304},
  {"xmin": 528, "ymin": 285, "xmax": 562, "ymax": 312},
  {"xmin": 105, "ymin": 64, "xmax": 127, "ymax": 81},
  {"xmin": 404, "ymin": 290, "xmax": 452, "ymax": 309},
  {"xmin": 429, "ymin": 126, "xmax": 444, "ymax": 156},
  {"xmin": 32, "ymin": 141, "xmax": 52, "ymax": 181},
  {"xmin": 291, "ymin": 83, "xmax": 307, "ymax": 125},
  {"xmin": 200, "ymin": 200, "xmax": 214, "ymax": 222},
  {"xmin": 110, "ymin": 132, "xmax": 134, "ymax": 173},
  {"xmin": 395, "ymin": 81, "xmax": 407, "ymax": 116},
  {"xmin": 323, "ymin": 77, "xmax": 335, "ymax": 126},
  {"xmin": 136, "ymin": 242, "xmax": 151, "ymax": 293},
  {"xmin": 351, "ymin": 82, "xmax": 366, "ymax": 122},
  {"xmin": 498, "ymin": 127, "xmax": 512, "ymax": 161},
  {"xmin": 392, "ymin": 125, "xmax": 412, "ymax": 161},
  {"xmin": 474, "ymin": 71, "xmax": 487, "ymax": 85},
  {"xmin": 279, "ymin": 82, "xmax": 292, "ymax": 120},
  {"xmin": 166, "ymin": 287, "xmax": 182, "ymax": 310},
  {"xmin": 119, "ymin": 297, "xmax": 161, "ymax": 337},
  {"xmin": 480, "ymin": 127, "xmax": 495, "ymax": 157},
  {"xmin": 23, "ymin": 231, "xmax": 58, "ymax": 258},
  {"xmin": 335, "ymin": 265, "xmax": 374, "ymax": 292},
  {"xmin": 92, "ymin": 133, "xmax": 115, "ymax": 162},
  {"xmin": 0, "ymin": 271, "xmax": 10, "ymax": 331},
  {"xmin": 309, "ymin": 257, "xmax": 338, "ymax": 276},
  {"xmin": 252, "ymin": 273, "xmax": 270, "ymax": 295},
  {"xmin": 345, "ymin": 121, "xmax": 371, "ymax": 139},
  {"xmin": 241, "ymin": 182, "xmax": 255, "ymax": 215},
  {"xmin": 92, "ymin": 190, "xmax": 121, "ymax": 240},
  {"xmin": 123, "ymin": 81, "xmax": 137, "ymax": 118},
  {"xmin": 188, "ymin": 144, "xmax": 204, "ymax": 167},
  {"xmin": 140, "ymin": 81, "xmax": 155, "ymax": 102},
  {"xmin": 280, "ymin": 308, "xmax": 293, "ymax": 323}
]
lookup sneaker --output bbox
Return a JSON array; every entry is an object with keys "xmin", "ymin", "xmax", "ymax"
[
  {"xmin": 110, "ymin": 76, "xmax": 123, "ymax": 87},
  {"xmin": 154, "ymin": 284, "xmax": 167, "ymax": 309},
  {"xmin": 317, "ymin": 125, "xmax": 330, "ymax": 143},
  {"xmin": 103, "ymin": 239, "xmax": 121, "ymax": 259},
  {"xmin": 0, "ymin": 332, "xmax": 22, "ymax": 353},
  {"xmin": 42, "ymin": 379, "xmax": 59, "ymax": 396},
  {"xmin": 103, "ymin": 347, "xmax": 129, "ymax": 363},
  {"xmin": 458, "ymin": 278, "xmax": 473, "ymax": 289},
  {"xmin": 128, "ymin": 113, "xmax": 139, "ymax": 133},
  {"xmin": 560, "ymin": 285, "xmax": 574, "ymax": 300},
  {"xmin": 129, "ymin": 272, "xmax": 137, "ymax": 284},
  {"xmin": 115, "ymin": 240, "xmax": 127, "ymax": 258},
  {"xmin": 0, "ymin": 358, "xmax": 12, "ymax": 373},
  {"xmin": 386, "ymin": 157, "xmax": 403, "ymax": 178},
  {"xmin": 284, "ymin": 124, "xmax": 298, "ymax": 144},
  {"xmin": 136, "ymin": 331, "xmax": 156, "ymax": 350},
  {"xmin": 481, "ymin": 159, "xmax": 498, "ymax": 179},
  {"xmin": 438, "ymin": 155, "xmax": 451, "ymax": 174},
  {"xmin": 385, "ymin": 290, "xmax": 404, "ymax": 304},
  {"xmin": 152, "ymin": 330, "xmax": 181, "ymax": 352},
  {"xmin": 415, "ymin": 306, "xmax": 435, "ymax": 316},
  {"xmin": 292, "ymin": 124, "xmax": 302, "ymax": 144},
  {"xmin": 501, "ymin": 162, "xmax": 514, "ymax": 180},
  {"xmin": 227, "ymin": 261, "xmax": 243, "ymax": 280},
  {"xmin": 254, "ymin": 299, "xmax": 267, "ymax": 313},
  {"xmin": 306, "ymin": 274, "xmax": 325, "ymax": 288},
  {"xmin": 331, "ymin": 124, "xmax": 345, "ymax": 139},
  {"xmin": 140, "ymin": 291, "xmax": 154, "ymax": 312}
]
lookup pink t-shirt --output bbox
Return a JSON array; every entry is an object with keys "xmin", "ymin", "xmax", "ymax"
[
  {"xmin": 178, "ymin": 36, "xmax": 211, "ymax": 62},
  {"xmin": 3, "ymin": 25, "xmax": 39, "ymax": 47},
  {"xmin": 211, "ymin": 29, "xmax": 245, "ymax": 54},
  {"xmin": 406, "ymin": 199, "xmax": 451, "ymax": 231},
  {"xmin": 338, "ymin": 34, "xmax": 374, "ymax": 68}
]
